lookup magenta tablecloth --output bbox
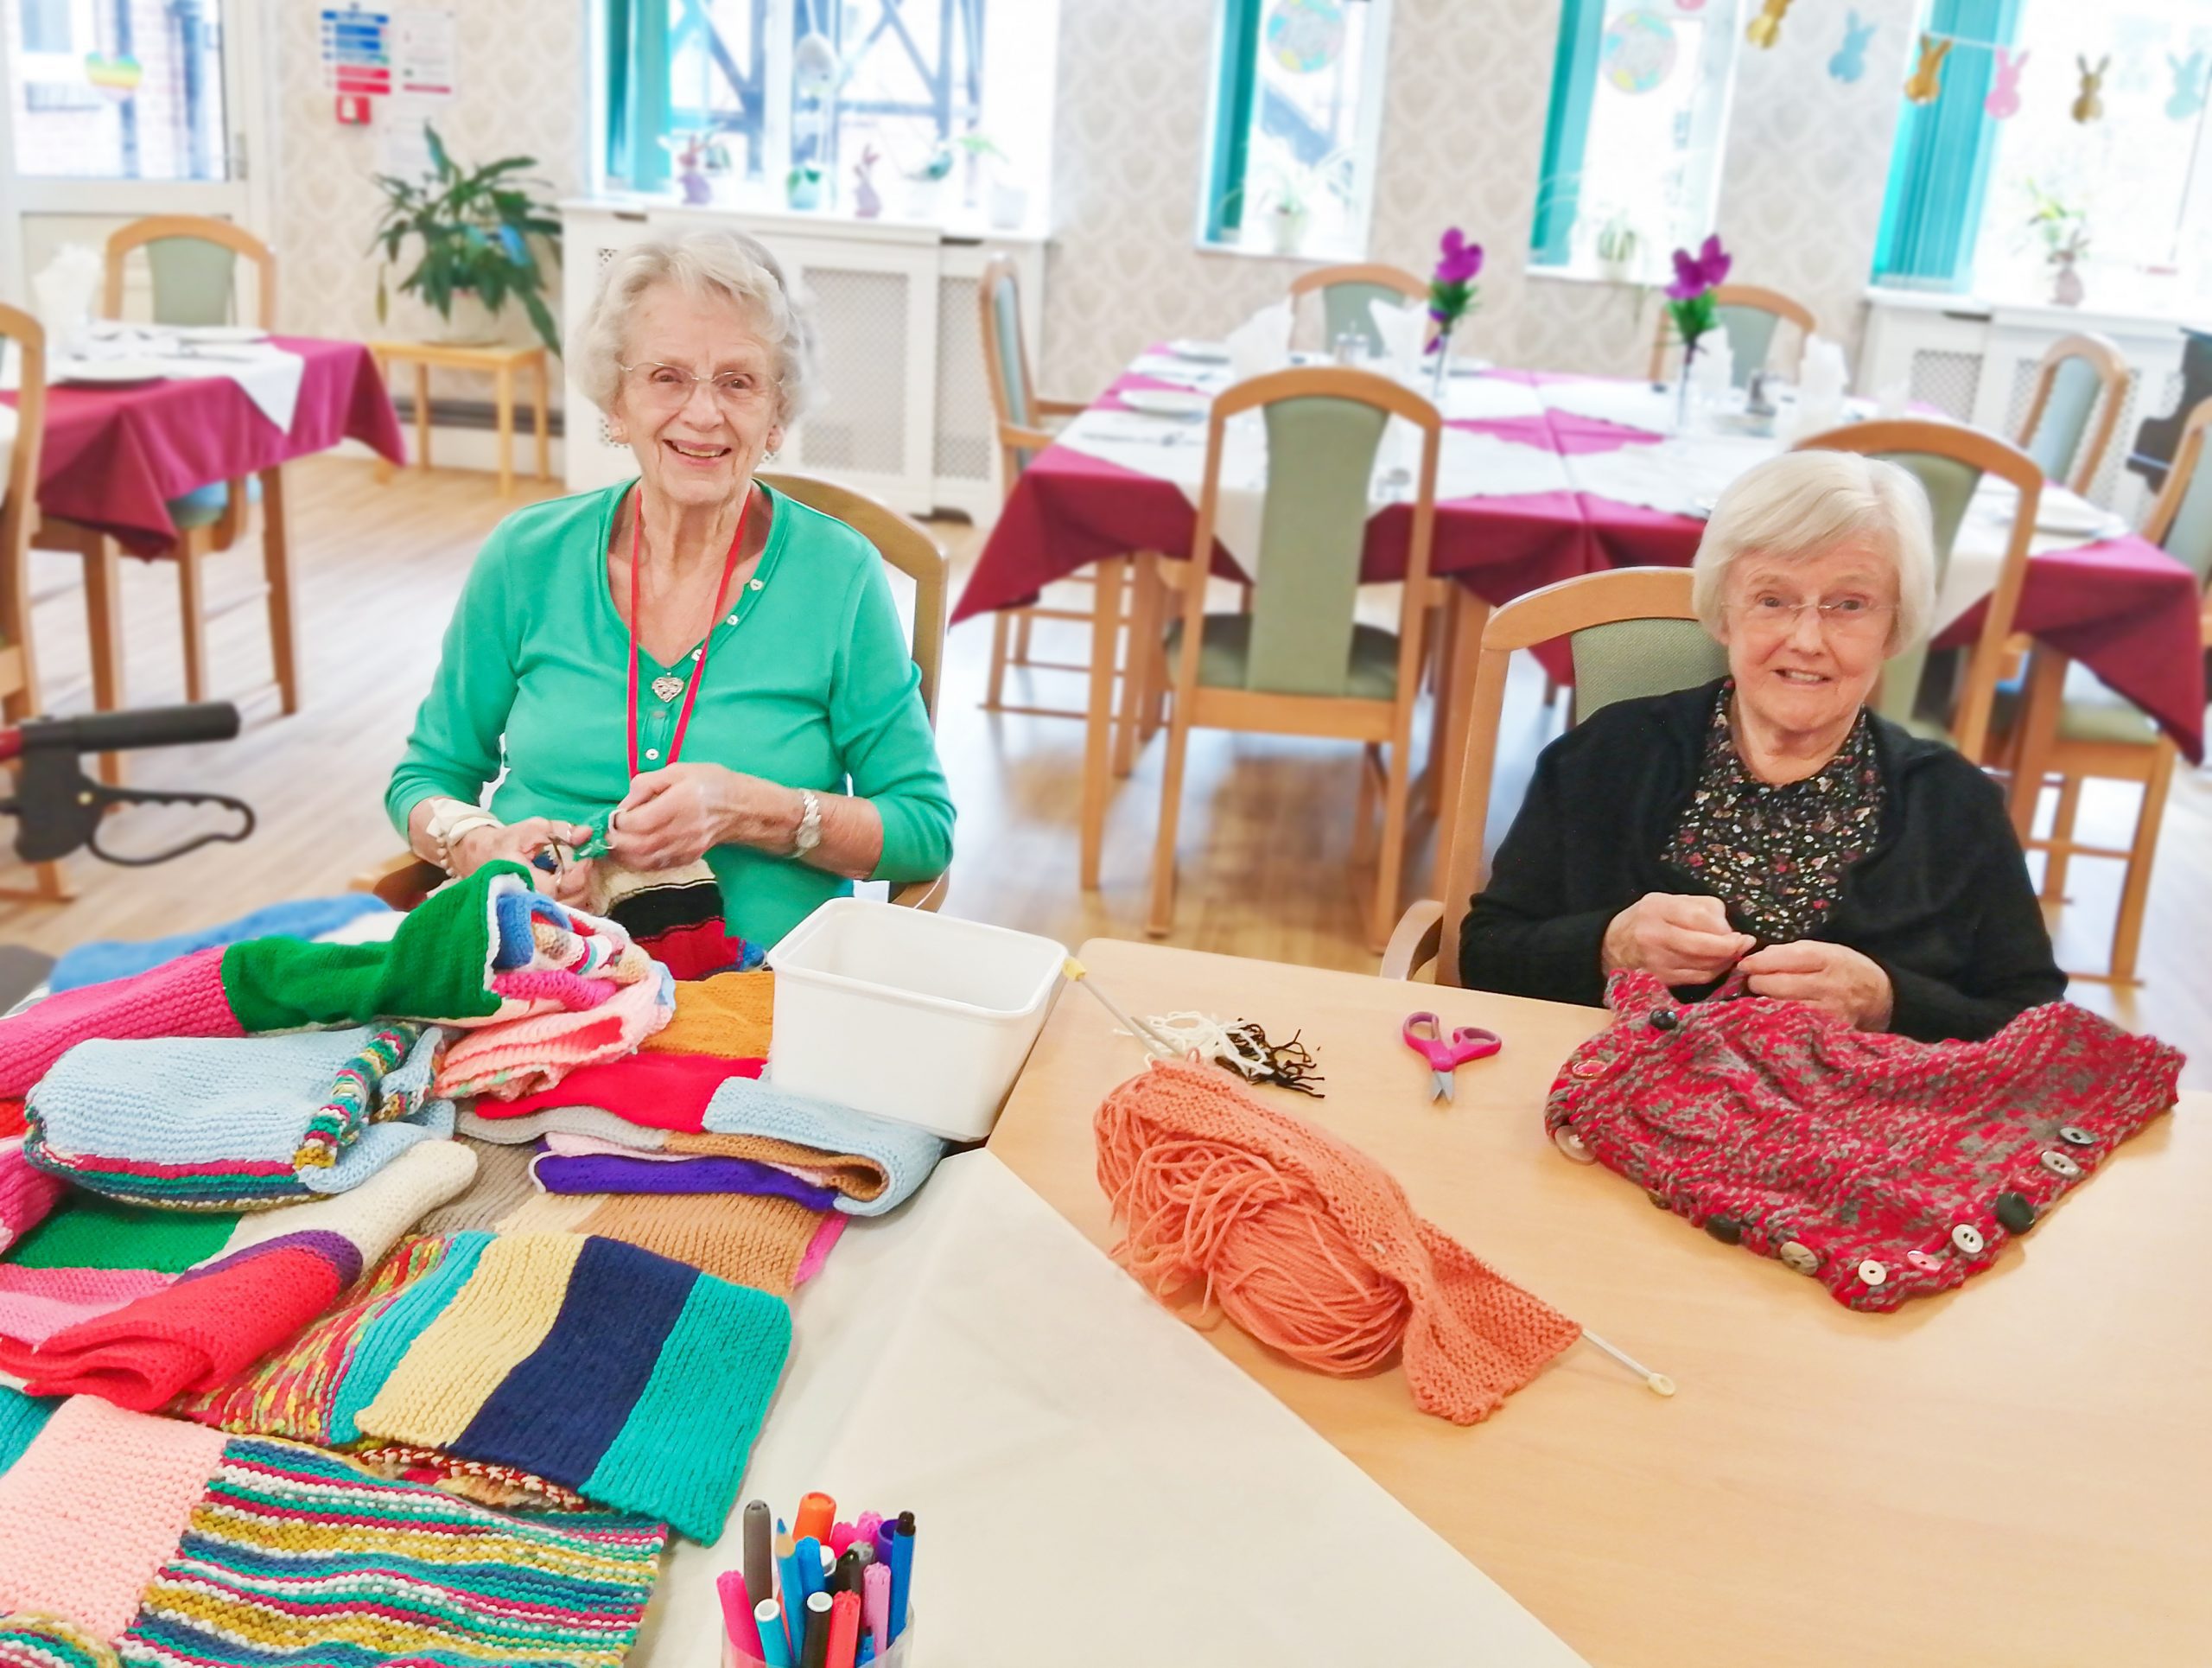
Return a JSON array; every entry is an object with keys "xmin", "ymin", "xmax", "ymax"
[
  {"xmin": 2, "ymin": 335, "xmax": 405, "ymax": 557},
  {"xmin": 955, "ymin": 361, "xmax": 2206, "ymax": 762}
]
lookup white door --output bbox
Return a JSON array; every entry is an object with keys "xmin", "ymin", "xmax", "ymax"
[{"xmin": 0, "ymin": 0, "xmax": 272, "ymax": 305}]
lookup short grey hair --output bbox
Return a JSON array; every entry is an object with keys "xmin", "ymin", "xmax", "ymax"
[
  {"xmin": 1691, "ymin": 449, "xmax": 1938, "ymax": 653},
  {"xmin": 576, "ymin": 228, "xmax": 817, "ymax": 425}
]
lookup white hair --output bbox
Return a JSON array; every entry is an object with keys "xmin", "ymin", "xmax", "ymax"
[
  {"xmin": 576, "ymin": 228, "xmax": 817, "ymax": 425},
  {"xmin": 1691, "ymin": 449, "xmax": 1938, "ymax": 654}
]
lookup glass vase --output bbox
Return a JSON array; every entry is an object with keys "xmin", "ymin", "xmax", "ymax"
[
  {"xmin": 1672, "ymin": 341, "xmax": 1698, "ymax": 434},
  {"xmin": 1430, "ymin": 325, "xmax": 1453, "ymax": 402}
]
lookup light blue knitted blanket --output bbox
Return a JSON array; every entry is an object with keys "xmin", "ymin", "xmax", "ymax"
[{"xmin": 701, "ymin": 1077, "xmax": 946, "ymax": 1217}]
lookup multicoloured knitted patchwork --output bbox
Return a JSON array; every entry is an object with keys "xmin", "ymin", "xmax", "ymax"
[
  {"xmin": 297, "ymin": 1024, "xmax": 430, "ymax": 1170},
  {"xmin": 0, "ymin": 863, "xmax": 657, "ymax": 1098},
  {"xmin": 1545, "ymin": 971, "xmax": 2186, "ymax": 1311},
  {"xmin": 115, "ymin": 1437, "xmax": 664, "ymax": 1668},
  {"xmin": 0, "ymin": 1613, "xmax": 120, "ymax": 1668}
]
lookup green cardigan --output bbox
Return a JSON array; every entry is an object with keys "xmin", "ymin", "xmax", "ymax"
[{"xmin": 386, "ymin": 479, "xmax": 955, "ymax": 949}]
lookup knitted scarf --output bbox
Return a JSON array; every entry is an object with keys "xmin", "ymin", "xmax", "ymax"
[
  {"xmin": 1546, "ymin": 971, "xmax": 2186, "ymax": 1311},
  {"xmin": 0, "ymin": 863, "xmax": 654, "ymax": 1098},
  {"xmin": 702, "ymin": 1077, "xmax": 947, "ymax": 1218},
  {"xmin": 472, "ymin": 1052, "xmax": 766, "ymax": 1135}
]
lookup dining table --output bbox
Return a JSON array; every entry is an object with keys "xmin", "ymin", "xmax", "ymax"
[{"xmin": 953, "ymin": 348, "xmax": 2209, "ymax": 889}]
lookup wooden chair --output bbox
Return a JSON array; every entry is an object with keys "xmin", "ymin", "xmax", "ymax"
[
  {"xmin": 1648, "ymin": 283, "xmax": 1818, "ymax": 388},
  {"xmin": 1146, "ymin": 367, "xmax": 1442, "ymax": 952},
  {"xmin": 2015, "ymin": 332, "xmax": 2130, "ymax": 496},
  {"xmin": 36, "ymin": 215, "xmax": 292, "ymax": 784},
  {"xmin": 976, "ymin": 254, "xmax": 1115, "ymax": 720},
  {"xmin": 0, "ymin": 304, "xmax": 68, "ymax": 901},
  {"xmin": 1790, "ymin": 419, "xmax": 2041, "ymax": 793},
  {"xmin": 353, "ymin": 473, "xmax": 950, "ymax": 914},
  {"xmin": 1383, "ymin": 568, "xmax": 1723, "ymax": 984},
  {"xmin": 1991, "ymin": 397, "xmax": 2212, "ymax": 985},
  {"xmin": 1287, "ymin": 262, "xmax": 1429, "ymax": 358}
]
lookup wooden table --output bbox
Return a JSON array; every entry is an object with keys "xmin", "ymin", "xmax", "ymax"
[
  {"xmin": 988, "ymin": 939, "xmax": 2212, "ymax": 1667},
  {"xmin": 367, "ymin": 339, "xmax": 550, "ymax": 498}
]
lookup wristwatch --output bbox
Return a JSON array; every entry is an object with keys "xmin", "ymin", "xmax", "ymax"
[{"xmin": 792, "ymin": 789, "xmax": 823, "ymax": 857}]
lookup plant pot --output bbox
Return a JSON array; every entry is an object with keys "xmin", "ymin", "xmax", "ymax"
[
  {"xmin": 1264, "ymin": 201, "xmax": 1309, "ymax": 257},
  {"xmin": 787, "ymin": 170, "xmax": 824, "ymax": 212},
  {"xmin": 2050, "ymin": 256, "xmax": 2084, "ymax": 308},
  {"xmin": 434, "ymin": 290, "xmax": 503, "ymax": 347}
]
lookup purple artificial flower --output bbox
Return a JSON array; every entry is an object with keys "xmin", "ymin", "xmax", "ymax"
[
  {"xmin": 1434, "ymin": 226, "xmax": 1485, "ymax": 286},
  {"xmin": 1665, "ymin": 233, "xmax": 1732, "ymax": 301}
]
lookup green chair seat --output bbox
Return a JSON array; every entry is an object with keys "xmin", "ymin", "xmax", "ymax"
[
  {"xmin": 1992, "ymin": 663, "xmax": 2160, "ymax": 748},
  {"xmin": 1164, "ymin": 614, "xmax": 1404, "ymax": 700},
  {"xmin": 164, "ymin": 475, "xmax": 261, "ymax": 532}
]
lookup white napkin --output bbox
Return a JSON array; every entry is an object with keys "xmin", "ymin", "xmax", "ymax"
[
  {"xmin": 1691, "ymin": 336, "xmax": 1734, "ymax": 402},
  {"xmin": 1794, "ymin": 335, "xmax": 1850, "ymax": 439},
  {"xmin": 1369, "ymin": 296, "xmax": 1426, "ymax": 384},
  {"xmin": 31, "ymin": 245, "xmax": 100, "ymax": 359},
  {"xmin": 1226, "ymin": 300, "xmax": 1293, "ymax": 385}
]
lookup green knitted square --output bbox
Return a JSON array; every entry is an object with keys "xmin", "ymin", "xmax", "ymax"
[{"xmin": 4, "ymin": 1194, "xmax": 240, "ymax": 1270}]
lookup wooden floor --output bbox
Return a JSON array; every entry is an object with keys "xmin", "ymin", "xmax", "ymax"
[{"xmin": 3, "ymin": 457, "xmax": 2206, "ymax": 1086}]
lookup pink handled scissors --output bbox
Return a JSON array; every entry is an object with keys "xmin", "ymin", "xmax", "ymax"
[{"xmin": 1402, "ymin": 1012, "xmax": 1503, "ymax": 1103}]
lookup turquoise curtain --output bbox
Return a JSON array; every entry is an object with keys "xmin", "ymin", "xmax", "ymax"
[
  {"xmin": 1529, "ymin": 0, "xmax": 1605, "ymax": 267},
  {"xmin": 604, "ymin": 0, "xmax": 672, "ymax": 194},
  {"xmin": 1204, "ymin": 0, "xmax": 1264, "ymax": 244},
  {"xmin": 1872, "ymin": 0, "xmax": 2021, "ymax": 290}
]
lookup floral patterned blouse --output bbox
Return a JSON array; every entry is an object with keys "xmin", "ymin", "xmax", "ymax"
[{"xmin": 1662, "ymin": 683, "xmax": 1885, "ymax": 945}]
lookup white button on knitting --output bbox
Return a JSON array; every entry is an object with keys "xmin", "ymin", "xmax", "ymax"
[
  {"xmin": 748, "ymin": 577, "xmax": 764, "ymax": 590},
  {"xmin": 1857, "ymin": 1258, "xmax": 1888, "ymax": 1287},
  {"xmin": 726, "ymin": 614, "xmax": 739, "ymax": 626},
  {"xmin": 1949, "ymin": 1224, "xmax": 1985, "ymax": 1255}
]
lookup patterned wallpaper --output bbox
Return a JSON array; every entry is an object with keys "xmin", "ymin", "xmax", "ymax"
[{"xmin": 1040, "ymin": 0, "xmax": 1922, "ymax": 395}]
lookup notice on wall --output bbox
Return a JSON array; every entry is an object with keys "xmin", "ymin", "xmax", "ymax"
[
  {"xmin": 378, "ymin": 94, "xmax": 442, "ymax": 178},
  {"xmin": 321, "ymin": 6, "xmax": 393, "ymax": 97},
  {"xmin": 392, "ymin": 8, "xmax": 458, "ymax": 101}
]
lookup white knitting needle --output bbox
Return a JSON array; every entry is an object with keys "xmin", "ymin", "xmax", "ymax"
[
  {"xmin": 1580, "ymin": 1328, "xmax": 1675, "ymax": 1397},
  {"xmin": 1063, "ymin": 958, "xmax": 1181, "ymax": 1058}
]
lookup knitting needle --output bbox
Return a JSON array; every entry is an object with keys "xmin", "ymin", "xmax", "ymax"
[
  {"xmin": 1580, "ymin": 1328, "xmax": 1676, "ymax": 1397},
  {"xmin": 1063, "ymin": 958, "xmax": 1181, "ymax": 1058}
]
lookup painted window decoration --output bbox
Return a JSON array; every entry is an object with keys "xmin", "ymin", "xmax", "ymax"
[
  {"xmin": 598, "ymin": 0, "xmax": 1055, "ymax": 229},
  {"xmin": 1198, "ymin": 0, "xmax": 1396, "ymax": 260},
  {"xmin": 1529, "ymin": 0, "xmax": 1744, "ymax": 280}
]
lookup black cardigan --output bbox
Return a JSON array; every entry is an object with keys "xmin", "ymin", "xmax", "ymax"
[{"xmin": 1458, "ymin": 679, "xmax": 2066, "ymax": 1041}]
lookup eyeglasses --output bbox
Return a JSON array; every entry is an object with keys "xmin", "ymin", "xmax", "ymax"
[
  {"xmin": 617, "ymin": 360, "xmax": 780, "ymax": 415},
  {"xmin": 1731, "ymin": 594, "xmax": 1896, "ymax": 640}
]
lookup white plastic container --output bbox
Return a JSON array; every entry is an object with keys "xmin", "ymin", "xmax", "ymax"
[{"xmin": 764, "ymin": 899, "xmax": 1066, "ymax": 1141}]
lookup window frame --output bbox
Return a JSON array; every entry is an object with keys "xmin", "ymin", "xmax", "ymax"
[{"xmin": 1195, "ymin": 0, "xmax": 1397, "ymax": 262}]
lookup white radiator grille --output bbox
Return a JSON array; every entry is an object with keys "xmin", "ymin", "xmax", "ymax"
[
  {"xmin": 934, "ymin": 275, "xmax": 993, "ymax": 482},
  {"xmin": 797, "ymin": 268, "xmax": 910, "ymax": 474},
  {"xmin": 1909, "ymin": 349, "xmax": 1982, "ymax": 421}
]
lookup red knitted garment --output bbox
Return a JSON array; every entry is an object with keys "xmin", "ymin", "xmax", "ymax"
[
  {"xmin": 1546, "ymin": 971, "xmax": 2184, "ymax": 1312},
  {"xmin": 1097, "ymin": 1059, "xmax": 1581, "ymax": 1425}
]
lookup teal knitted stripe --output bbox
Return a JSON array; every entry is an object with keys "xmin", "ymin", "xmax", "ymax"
[
  {"xmin": 581, "ymin": 1275, "xmax": 792, "ymax": 1542},
  {"xmin": 0, "ymin": 1385, "xmax": 57, "ymax": 1477},
  {"xmin": 329, "ymin": 1230, "xmax": 493, "ymax": 1442}
]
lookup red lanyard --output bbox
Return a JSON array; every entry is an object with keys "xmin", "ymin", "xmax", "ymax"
[{"xmin": 625, "ymin": 483, "xmax": 754, "ymax": 778}]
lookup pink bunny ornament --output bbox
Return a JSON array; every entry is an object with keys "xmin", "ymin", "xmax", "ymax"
[{"xmin": 1986, "ymin": 48, "xmax": 2027, "ymax": 120}]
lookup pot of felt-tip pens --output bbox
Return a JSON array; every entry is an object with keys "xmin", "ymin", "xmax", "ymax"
[{"xmin": 721, "ymin": 1491, "xmax": 919, "ymax": 1667}]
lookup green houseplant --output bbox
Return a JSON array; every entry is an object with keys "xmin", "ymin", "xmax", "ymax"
[{"xmin": 372, "ymin": 127, "xmax": 563, "ymax": 352}]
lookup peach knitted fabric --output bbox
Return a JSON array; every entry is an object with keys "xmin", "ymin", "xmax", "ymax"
[
  {"xmin": 663, "ymin": 1130, "xmax": 888, "ymax": 1204},
  {"xmin": 498, "ymin": 1190, "xmax": 824, "ymax": 1297},
  {"xmin": 0, "ymin": 1395, "xmax": 229, "ymax": 1640},
  {"xmin": 641, "ymin": 971, "xmax": 773, "ymax": 1060},
  {"xmin": 1095, "ymin": 1060, "xmax": 1582, "ymax": 1425},
  {"xmin": 435, "ymin": 971, "xmax": 674, "ymax": 1101}
]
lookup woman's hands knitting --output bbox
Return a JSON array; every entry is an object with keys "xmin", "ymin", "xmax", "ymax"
[
  {"xmin": 449, "ymin": 818, "xmax": 593, "ymax": 889},
  {"xmin": 1602, "ymin": 893, "xmax": 1757, "ymax": 986},
  {"xmin": 1738, "ymin": 940, "xmax": 1895, "ymax": 1031},
  {"xmin": 606, "ymin": 763, "xmax": 799, "ymax": 869}
]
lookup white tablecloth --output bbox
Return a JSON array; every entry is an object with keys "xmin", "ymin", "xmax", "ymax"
[
  {"xmin": 60, "ymin": 326, "xmax": 305, "ymax": 433},
  {"xmin": 633, "ymin": 1150, "xmax": 1587, "ymax": 1668},
  {"xmin": 0, "ymin": 403, "xmax": 16, "ymax": 500}
]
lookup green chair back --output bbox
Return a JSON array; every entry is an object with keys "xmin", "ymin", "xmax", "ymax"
[
  {"xmin": 988, "ymin": 271, "xmax": 1030, "ymax": 430},
  {"xmin": 2158, "ymin": 432, "xmax": 2212, "ymax": 590},
  {"xmin": 1322, "ymin": 283, "xmax": 1414, "ymax": 360},
  {"xmin": 144, "ymin": 237, "xmax": 240, "ymax": 328},
  {"xmin": 1860, "ymin": 450, "xmax": 1982, "ymax": 734},
  {"xmin": 2022, "ymin": 354, "xmax": 2103, "ymax": 486},
  {"xmin": 1713, "ymin": 304, "xmax": 1781, "ymax": 390},
  {"xmin": 1242, "ymin": 394, "xmax": 1392, "ymax": 697},
  {"xmin": 1569, "ymin": 619, "xmax": 1729, "ymax": 725}
]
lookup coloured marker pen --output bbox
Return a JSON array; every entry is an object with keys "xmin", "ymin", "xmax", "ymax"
[
  {"xmin": 773, "ymin": 1531, "xmax": 805, "ymax": 1661},
  {"xmin": 832, "ymin": 1548, "xmax": 865, "ymax": 1596},
  {"xmin": 887, "ymin": 1518, "xmax": 915, "ymax": 1643},
  {"xmin": 754, "ymin": 1600, "xmax": 791, "ymax": 1668},
  {"xmin": 795, "ymin": 1491, "xmax": 836, "ymax": 1544},
  {"xmin": 872, "ymin": 1522, "xmax": 894, "ymax": 1569},
  {"xmin": 825, "ymin": 1590, "xmax": 861, "ymax": 1668},
  {"xmin": 796, "ymin": 1536, "xmax": 827, "ymax": 1609},
  {"xmin": 800, "ymin": 1591, "xmax": 833, "ymax": 1668},
  {"xmin": 716, "ymin": 1569, "xmax": 762, "ymax": 1663},
  {"xmin": 744, "ymin": 1501, "xmax": 774, "ymax": 1616},
  {"xmin": 861, "ymin": 1563, "xmax": 890, "ymax": 1660},
  {"xmin": 829, "ymin": 1520, "xmax": 857, "ymax": 1557}
]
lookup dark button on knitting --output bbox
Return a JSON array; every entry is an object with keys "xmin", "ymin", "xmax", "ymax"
[
  {"xmin": 1995, "ymin": 1192, "xmax": 2037, "ymax": 1233},
  {"xmin": 1646, "ymin": 1188, "xmax": 1670, "ymax": 1209},
  {"xmin": 1777, "ymin": 1240, "xmax": 1821, "ymax": 1275},
  {"xmin": 1704, "ymin": 1214, "xmax": 1743, "ymax": 1245},
  {"xmin": 1648, "ymin": 1009, "xmax": 1679, "ymax": 1032},
  {"xmin": 2058, "ymin": 1125, "xmax": 2095, "ymax": 1148}
]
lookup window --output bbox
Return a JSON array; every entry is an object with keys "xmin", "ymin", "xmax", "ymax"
[
  {"xmin": 1529, "ymin": 0, "xmax": 1743, "ymax": 279},
  {"xmin": 21, "ymin": 0, "xmax": 77, "ymax": 56},
  {"xmin": 7, "ymin": 0, "xmax": 232, "ymax": 179},
  {"xmin": 598, "ymin": 1, "xmax": 1055, "ymax": 228},
  {"xmin": 1198, "ymin": 0, "xmax": 1395, "ymax": 260},
  {"xmin": 1876, "ymin": 0, "xmax": 2212, "ymax": 303}
]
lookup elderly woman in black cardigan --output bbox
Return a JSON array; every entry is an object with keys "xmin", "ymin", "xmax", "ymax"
[{"xmin": 1460, "ymin": 449, "xmax": 2063, "ymax": 1042}]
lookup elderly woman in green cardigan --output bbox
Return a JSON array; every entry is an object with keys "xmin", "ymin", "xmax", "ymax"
[{"xmin": 387, "ymin": 228, "xmax": 954, "ymax": 954}]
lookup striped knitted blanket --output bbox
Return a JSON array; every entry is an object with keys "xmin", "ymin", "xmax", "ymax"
[
  {"xmin": 25, "ymin": 1024, "xmax": 453, "ymax": 1210},
  {"xmin": 0, "ymin": 863, "xmax": 655, "ymax": 1098},
  {"xmin": 186, "ymin": 1230, "xmax": 790, "ymax": 1541}
]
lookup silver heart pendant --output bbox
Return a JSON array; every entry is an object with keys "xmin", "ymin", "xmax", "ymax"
[{"xmin": 651, "ymin": 674, "xmax": 685, "ymax": 703}]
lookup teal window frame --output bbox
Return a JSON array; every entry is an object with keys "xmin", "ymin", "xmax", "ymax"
[
  {"xmin": 1529, "ymin": 0, "xmax": 1605, "ymax": 267},
  {"xmin": 1871, "ymin": 0, "xmax": 2022, "ymax": 290},
  {"xmin": 1201, "ymin": 0, "xmax": 1266, "ymax": 245}
]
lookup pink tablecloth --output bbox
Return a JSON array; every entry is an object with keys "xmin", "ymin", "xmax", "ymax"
[
  {"xmin": 954, "ymin": 362, "xmax": 2206, "ymax": 762},
  {"xmin": 2, "ymin": 335, "xmax": 404, "ymax": 557}
]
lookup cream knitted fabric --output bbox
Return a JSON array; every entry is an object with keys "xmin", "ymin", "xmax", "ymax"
[
  {"xmin": 413, "ymin": 1141, "xmax": 542, "ymax": 1236},
  {"xmin": 212, "ymin": 1140, "xmax": 477, "ymax": 1266},
  {"xmin": 0, "ymin": 1396, "xmax": 228, "ymax": 1640}
]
